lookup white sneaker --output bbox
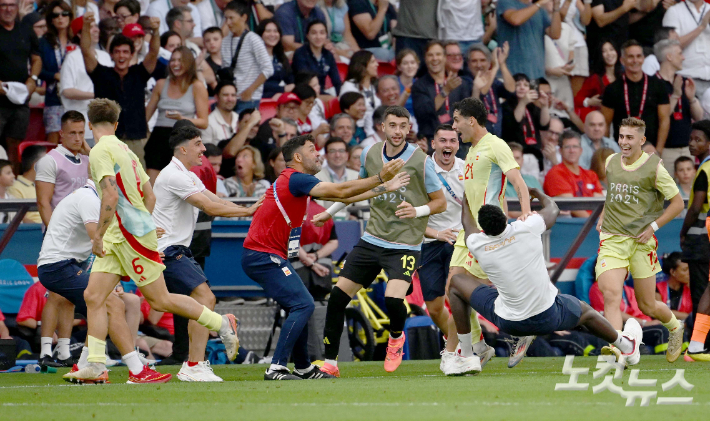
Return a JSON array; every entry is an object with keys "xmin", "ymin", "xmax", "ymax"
[
  {"xmin": 177, "ymin": 361, "xmax": 223, "ymax": 382},
  {"xmin": 440, "ymin": 350, "xmax": 456, "ymax": 373},
  {"xmin": 445, "ymin": 354, "xmax": 482, "ymax": 376},
  {"xmin": 622, "ymin": 318, "xmax": 642, "ymax": 366},
  {"xmin": 508, "ymin": 336, "xmax": 535, "ymax": 368},
  {"xmin": 477, "ymin": 344, "xmax": 496, "ymax": 369},
  {"xmin": 219, "ymin": 314, "xmax": 240, "ymax": 361}
]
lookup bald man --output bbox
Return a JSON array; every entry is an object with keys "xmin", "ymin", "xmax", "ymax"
[{"xmin": 580, "ymin": 111, "xmax": 620, "ymax": 170}]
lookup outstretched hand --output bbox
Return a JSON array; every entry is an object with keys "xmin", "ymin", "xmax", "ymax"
[
  {"xmin": 311, "ymin": 211, "xmax": 333, "ymax": 227},
  {"xmin": 379, "ymin": 158, "xmax": 405, "ymax": 182},
  {"xmin": 384, "ymin": 171, "xmax": 410, "ymax": 192}
]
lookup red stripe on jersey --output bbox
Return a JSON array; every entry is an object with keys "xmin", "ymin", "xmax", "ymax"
[
  {"xmin": 498, "ymin": 173, "xmax": 507, "ymax": 202},
  {"xmin": 115, "ymin": 172, "xmax": 133, "ymax": 205},
  {"xmin": 116, "ymin": 213, "xmax": 163, "ymax": 264}
]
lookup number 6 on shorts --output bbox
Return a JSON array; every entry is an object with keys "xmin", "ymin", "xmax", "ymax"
[{"xmin": 132, "ymin": 257, "xmax": 144, "ymax": 274}]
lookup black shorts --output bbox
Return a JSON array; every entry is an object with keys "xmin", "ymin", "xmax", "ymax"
[
  {"xmin": 418, "ymin": 241, "xmax": 454, "ymax": 301},
  {"xmin": 38, "ymin": 259, "xmax": 89, "ymax": 317},
  {"xmin": 163, "ymin": 246, "xmax": 209, "ymax": 295},
  {"xmin": 144, "ymin": 126, "xmax": 174, "ymax": 171},
  {"xmin": 339, "ymin": 239, "xmax": 420, "ymax": 287}
]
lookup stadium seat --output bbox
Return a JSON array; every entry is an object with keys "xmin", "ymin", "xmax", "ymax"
[
  {"xmin": 337, "ymin": 62, "xmax": 349, "ymax": 83},
  {"xmin": 401, "ymin": 316, "xmax": 439, "ymax": 361},
  {"xmin": 24, "ymin": 106, "xmax": 46, "ymax": 141},
  {"xmin": 17, "ymin": 141, "xmax": 56, "ymax": 161},
  {"xmin": 259, "ymin": 99, "xmax": 278, "ymax": 122},
  {"xmin": 324, "ymin": 97, "xmax": 341, "ymax": 120},
  {"xmin": 0, "ymin": 260, "xmax": 34, "ymax": 314},
  {"xmin": 377, "ymin": 61, "xmax": 396, "ymax": 77}
]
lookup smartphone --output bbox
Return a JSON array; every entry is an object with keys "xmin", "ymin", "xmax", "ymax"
[
  {"xmin": 529, "ymin": 80, "xmax": 539, "ymax": 92},
  {"xmin": 166, "ymin": 110, "xmax": 178, "ymax": 116}
]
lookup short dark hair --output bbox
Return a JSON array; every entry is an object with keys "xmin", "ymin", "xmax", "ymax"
[
  {"xmin": 202, "ymin": 26, "xmax": 222, "ymax": 38},
  {"xmin": 662, "ymin": 251, "xmax": 684, "ymax": 276},
  {"xmin": 295, "ymin": 71, "xmax": 318, "ymax": 86},
  {"xmin": 536, "ymin": 77, "xmax": 550, "ymax": 87},
  {"xmin": 383, "ymin": 105, "xmax": 410, "ymax": 121},
  {"xmin": 169, "ymin": 125, "xmax": 202, "ymax": 151},
  {"xmin": 282, "ymin": 134, "xmax": 314, "ymax": 162},
  {"xmin": 306, "ymin": 19, "xmax": 326, "ymax": 35},
  {"xmin": 478, "ymin": 204, "xmax": 507, "ymax": 236},
  {"xmin": 203, "ymin": 143, "xmax": 222, "ymax": 158},
  {"xmin": 325, "ymin": 136, "xmax": 347, "ymax": 153},
  {"xmin": 292, "ymin": 83, "xmax": 317, "ymax": 101},
  {"xmin": 166, "ymin": 6, "xmax": 189, "ymax": 31},
  {"xmin": 621, "ymin": 39, "xmax": 643, "ymax": 55},
  {"xmin": 434, "ymin": 124, "xmax": 454, "ymax": 137},
  {"xmin": 160, "ymin": 30, "xmax": 181, "ymax": 48},
  {"xmin": 654, "ymin": 27, "xmax": 676, "ymax": 45},
  {"xmin": 691, "ymin": 120, "xmax": 710, "ymax": 142},
  {"xmin": 372, "ymin": 105, "xmax": 387, "ymax": 128},
  {"xmin": 559, "ymin": 129, "xmax": 581, "ymax": 148},
  {"xmin": 513, "ymin": 73, "xmax": 529, "ymax": 83},
  {"xmin": 61, "ymin": 110, "xmax": 85, "ymax": 126},
  {"xmin": 21, "ymin": 145, "xmax": 46, "ymax": 174},
  {"xmin": 225, "ymin": 0, "xmax": 249, "ymax": 16},
  {"xmin": 238, "ymin": 107, "xmax": 256, "ymax": 122},
  {"xmin": 114, "ymin": 0, "xmax": 140, "ymax": 15},
  {"xmin": 0, "ymin": 159, "xmax": 11, "ymax": 174},
  {"xmin": 215, "ymin": 81, "xmax": 236, "ymax": 96},
  {"xmin": 674, "ymin": 156, "xmax": 694, "ymax": 172},
  {"xmin": 453, "ymin": 97, "xmax": 487, "ymax": 127},
  {"xmin": 340, "ymin": 92, "xmax": 365, "ymax": 112},
  {"xmin": 109, "ymin": 34, "xmax": 135, "ymax": 54}
]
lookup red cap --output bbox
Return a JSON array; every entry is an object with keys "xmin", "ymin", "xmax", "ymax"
[
  {"xmin": 277, "ymin": 92, "xmax": 301, "ymax": 106},
  {"xmin": 70, "ymin": 16, "xmax": 83, "ymax": 36},
  {"xmin": 122, "ymin": 23, "xmax": 145, "ymax": 38}
]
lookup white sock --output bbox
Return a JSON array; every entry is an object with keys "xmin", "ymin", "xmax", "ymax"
[
  {"xmin": 612, "ymin": 333, "xmax": 634, "ymax": 354},
  {"xmin": 688, "ymin": 340, "xmax": 706, "ymax": 353},
  {"xmin": 472, "ymin": 340, "xmax": 488, "ymax": 355},
  {"xmin": 40, "ymin": 337, "xmax": 53, "ymax": 358},
  {"xmin": 294, "ymin": 365, "xmax": 315, "ymax": 374},
  {"xmin": 78, "ymin": 347, "xmax": 89, "ymax": 370},
  {"xmin": 122, "ymin": 351, "xmax": 144, "ymax": 374},
  {"xmin": 324, "ymin": 359, "xmax": 338, "ymax": 367},
  {"xmin": 269, "ymin": 364, "xmax": 288, "ymax": 372},
  {"xmin": 458, "ymin": 333, "xmax": 474, "ymax": 357},
  {"xmin": 56, "ymin": 338, "xmax": 71, "ymax": 360}
]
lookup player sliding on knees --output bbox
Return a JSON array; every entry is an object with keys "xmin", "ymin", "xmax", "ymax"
[
  {"xmin": 317, "ymin": 106, "xmax": 448, "ymax": 377},
  {"xmin": 152, "ymin": 125, "xmax": 262, "ymax": 382},
  {"xmin": 595, "ymin": 117, "xmax": 685, "ymax": 364},
  {"xmin": 38, "ymin": 179, "xmax": 161, "ymax": 384},
  {"xmin": 64, "ymin": 99, "xmax": 240, "ymax": 385},
  {"xmin": 448, "ymin": 188, "xmax": 644, "ymax": 369},
  {"xmin": 242, "ymin": 133, "xmax": 410, "ymax": 381}
]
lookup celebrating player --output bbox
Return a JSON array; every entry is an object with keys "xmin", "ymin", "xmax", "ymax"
[
  {"xmin": 596, "ymin": 117, "xmax": 685, "ymax": 364},
  {"xmin": 242, "ymin": 133, "xmax": 409, "ymax": 381},
  {"xmin": 448, "ymin": 188, "xmax": 643, "ymax": 369},
  {"xmin": 152, "ymin": 125, "xmax": 262, "ymax": 382},
  {"xmin": 38, "ymin": 180, "xmax": 169, "ymax": 383},
  {"xmin": 64, "ymin": 99, "xmax": 240, "ymax": 384},
  {"xmin": 319, "ymin": 106, "xmax": 447, "ymax": 377},
  {"xmin": 441, "ymin": 97, "xmax": 532, "ymax": 375}
]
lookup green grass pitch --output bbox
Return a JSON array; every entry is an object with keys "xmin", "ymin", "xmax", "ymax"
[{"xmin": 1, "ymin": 356, "xmax": 708, "ymax": 421}]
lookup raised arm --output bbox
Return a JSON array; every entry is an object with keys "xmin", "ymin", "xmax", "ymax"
[
  {"xmin": 528, "ymin": 188, "xmax": 559, "ymax": 230},
  {"xmin": 186, "ymin": 190, "xmax": 263, "ymax": 217},
  {"xmin": 317, "ymin": 171, "xmax": 410, "ymax": 204},
  {"xmin": 308, "ymin": 158, "xmax": 404, "ymax": 199},
  {"xmin": 81, "ymin": 12, "xmax": 98, "ymax": 74},
  {"xmin": 142, "ymin": 17, "xmax": 161, "ymax": 74},
  {"xmin": 351, "ymin": 1, "xmax": 389, "ymax": 41},
  {"xmin": 93, "ymin": 176, "xmax": 119, "ymax": 257}
]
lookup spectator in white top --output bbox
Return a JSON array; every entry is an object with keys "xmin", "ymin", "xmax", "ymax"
[
  {"xmin": 60, "ymin": 16, "xmax": 113, "ymax": 146},
  {"xmin": 642, "ymin": 27, "xmax": 679, "ymax": 77},
  {"xmin": 220, "ymin": 0, "xmax": 274, "ymax": 113},
  {"xmin": 146, "ymin": 0, "xmax": 203, "ymax": 40},
  {"xmin": 339, "ymin": 50, "xmax": 381, "ymax": 138},
  {"xmin": 560, "ymin": 0, "xmax": 592, "ymax": 94},
  {"xmin": 543, "ymin": 0, "xmax": 575, "ymax": 113},
  {"xmin": 194, "ymin": 0, "xmax": 225, "ymax": 30},
  {"xmin": 437, "ymin": 0, "xmax": 484, "ymax": 56},
  {"xmin": 314, "ymin": 136, "xmax": 365, "ymax": 215},
  {"xmin": 360, "ymin": 105, "xmax": 385, "ymax": 149},
  {"xmin": 166, "ymin": 6, "xmax": 201, "ymax": 57},
  {"xmin": 113, "ymin": 0, "xmax": 139, "ymax": 30},
  {"xmin": 202, "ymin": 81, "xmax": 238, "ymax": 145},
  {"xmin": 663, "ymin": 0, "xmax": 710, "ymax": 98}
]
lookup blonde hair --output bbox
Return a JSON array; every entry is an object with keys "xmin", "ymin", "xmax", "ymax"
[
  {"xmin": 620, "ymin": 117, "xmax": 646, "ymax": 135},
  {"xmin": 236, "ymin": 145, "xmax": 265, "ymax": 180},
  {"xmin": 87, "ymin": 98, "xmax": 121, "ymax": 125}
]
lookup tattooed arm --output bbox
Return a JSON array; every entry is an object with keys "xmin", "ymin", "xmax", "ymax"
[
  {"xmin": 317, "ymin": 172, "xmax": 411, "ymax": 204},
  {"xmin": 93, "ymin": 176, "xmax": 119, "ymax": 257}
]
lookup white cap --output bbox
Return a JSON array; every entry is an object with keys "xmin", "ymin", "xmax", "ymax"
[{"xmin": 2, "ymin": 82, "xmax": 29, "ymax": 105}]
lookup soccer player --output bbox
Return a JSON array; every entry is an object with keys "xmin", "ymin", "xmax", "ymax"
[
  {"xmin": 448, "ymin": 188, "xmax": 643, "ymax": 369},
  {"xmin": 64, "ymin": 98, "xmax": 240, "ymax": 384},
  {"xmin": 319, "ymin": 106, "xmax": 448, "ymax": 377},
  {"xmin": 680, "ymin": 120, "xmax": 710, "ymax": 361},
  {"xmin": 38, "ymin": 179, "xmax": 170, "ymax": 383},
  {"xmin": 242, "ymin": 132, "xmax": 409, "ymax": 381},
  {"xmin": 596, "ymin": 117, "xmax": 685, "ymax": 364},
  {"xmin": 441, "ymin": 97, "xmax": 532, "ymax": 375},
  {"xmin": 152, "ymin": 125, "xmax": 262, "ymax": 381}
]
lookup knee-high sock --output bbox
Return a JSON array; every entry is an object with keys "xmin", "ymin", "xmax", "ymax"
[
  {"xmin": 385, "ymin": 297, "xmax": 407, "ymax": 336},
  {"xmin": 323, "ymin": 286, "xmax": 351, "ymax": 360}
]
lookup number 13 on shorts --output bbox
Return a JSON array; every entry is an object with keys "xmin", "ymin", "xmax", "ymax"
[{"xmin": 401, "ymin": 255, "xmax": 415, "ymax": 271}]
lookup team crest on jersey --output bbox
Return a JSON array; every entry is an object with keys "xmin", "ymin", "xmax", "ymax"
[
  {"xmin": 77, "ymin": 270, "xmax": 83, "ymax": 276},
  {"xmin": 475, "ymin": 152, "xmax": 481, "ymax": 161},
  {"xmin": 600, "ymin": 259, "xmax": 607, "ymax": 268},
  {"xmin": 282, "ymin": 267, "xmax": 292, "ymax": 276},
  {"xmin": 458, "ymin": 174, "xmax": 463, "ymax": 181}
]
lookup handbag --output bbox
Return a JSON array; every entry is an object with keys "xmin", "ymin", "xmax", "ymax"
[{"xmin": 216, "ymin": 29, "xmax": 248, "ymax": 86}]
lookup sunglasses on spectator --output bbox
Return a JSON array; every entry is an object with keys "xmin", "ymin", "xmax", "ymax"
[{"xmin": 51, "ymin": 11, "xmax": 71, "ymax": 18}]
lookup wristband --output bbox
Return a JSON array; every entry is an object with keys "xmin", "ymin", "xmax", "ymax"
[
  {"xmin": 651, "ymin": 221, "xmax": 659, "ymax": 232},
  {"xmin": 414, "ymin": 205, "xmax": 431, "ymax": 218},
  {"xmin": 326, "ymin": 202, "xmax": 346, "ymax": 216},
  {"xmin": 377, "ymin": 173, "xmax": 384, "ymax": 183},
  {"xmin": 314, "ymin": 251, "xmax": 319, "ymax": 260}
]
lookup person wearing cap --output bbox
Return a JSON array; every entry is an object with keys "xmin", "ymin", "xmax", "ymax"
[
  {"xmin": 80, "ymin": 11, "xmax": 161, "ymax": 167},
  {"xmin": 123, "ymin": 22, "xmax": 148, "ymax": 64},
  {"xmin": 60, "ymin": 15, "xmax": 113, "ymax": 146},
  {"xmin": 251, "ymin": 91, "xmax": 302, "ymax": 162}
]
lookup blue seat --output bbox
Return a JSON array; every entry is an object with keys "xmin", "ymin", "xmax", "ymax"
[
  {"xmin": 0, "ymin": 259, "xmax": 34, "ymax": 314},
  {"xmin": 402, "ymin": 315, "xmax": 439, "ymax": 361}
]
